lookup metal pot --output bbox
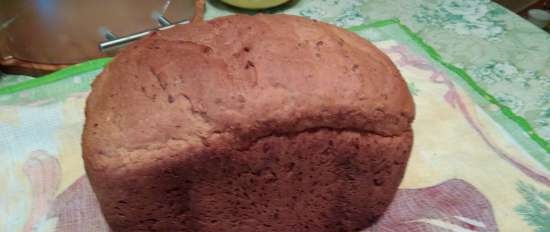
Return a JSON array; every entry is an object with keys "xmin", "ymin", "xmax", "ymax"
[{"xmin": 0, "ymin": 0, "xmax": 195, "ymax": 75}]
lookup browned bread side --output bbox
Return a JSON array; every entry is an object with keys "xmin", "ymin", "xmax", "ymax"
[{"xmin": 83, "ymin": 14, "xmax": 415, "ymax": 232}]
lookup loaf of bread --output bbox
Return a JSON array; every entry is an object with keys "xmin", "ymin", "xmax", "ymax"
[{"xmin": 83, "ymin": 14, "xmax": 415, "ymax": 232}]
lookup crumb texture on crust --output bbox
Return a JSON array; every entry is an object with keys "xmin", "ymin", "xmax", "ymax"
[
  {"xmin": 82, "ymin": 14, "xmax": 415, "ymax": 232},
  {"xmin": 99, "ymin": 129, "xmax": 413, "ymax": 232}
]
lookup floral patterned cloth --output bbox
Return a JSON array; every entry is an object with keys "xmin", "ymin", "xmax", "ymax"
[
  {"xmin": 357, "ymin": 0, "xmax": 550, "ymax": 143},
  {"xmin": 0, "ymin": 1, "xmax": 549, "ymax": 231}
]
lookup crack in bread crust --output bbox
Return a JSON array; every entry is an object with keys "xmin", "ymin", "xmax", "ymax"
[{"xmin": 84, "ymin": 126, "xmax": 411, "ymax": 176}]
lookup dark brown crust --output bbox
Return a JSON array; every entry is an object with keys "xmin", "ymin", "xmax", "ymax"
[
  {"xmin": 82, "ymin": 14, "xmax": 415, "ymax": 232},
  {"xmin": 93, "ymin": 129, "xmax": 412, "ymax": 231}
]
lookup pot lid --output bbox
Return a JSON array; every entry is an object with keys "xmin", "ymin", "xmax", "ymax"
[{"xmin": 0, "ymin": 0, "xmax": 195, "ymax": 66}]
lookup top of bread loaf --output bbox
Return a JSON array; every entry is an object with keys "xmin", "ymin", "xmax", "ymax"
[{"xmin": 83, "ymin": 14, "xmax": 414, "ymax": 173}]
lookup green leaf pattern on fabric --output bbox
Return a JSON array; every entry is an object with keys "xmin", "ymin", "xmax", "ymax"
[
  {"xmin": 295, "ymin": 0, "xmax": 368, "ymax": 27},
  {"xmin": 535, "ymin": 106, "xmax": 550, "ymax": 143},
  {"xmin": 469, "ymin": 61, "xmax": 550, "ymax": 140},
  {"xmin": 356, "ymin": 0, "xmax": 550, "ymax": 145},
  {"xmin": 515, "ymin": 181, "xmax": 550, "ymax": 232},
  {"xmin": 413, "ymin": 0, "xmax": 507, "ymax": 41}
]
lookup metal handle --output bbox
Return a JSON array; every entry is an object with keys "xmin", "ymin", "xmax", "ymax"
[{"xmin": 99, "ymin": 12, "xmax": 189, "ymax": 52}]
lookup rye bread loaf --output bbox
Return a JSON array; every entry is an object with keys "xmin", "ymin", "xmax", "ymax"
[{"xmin": 82, "ymin": 14, "xmax": 415, "ymax": 232}]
